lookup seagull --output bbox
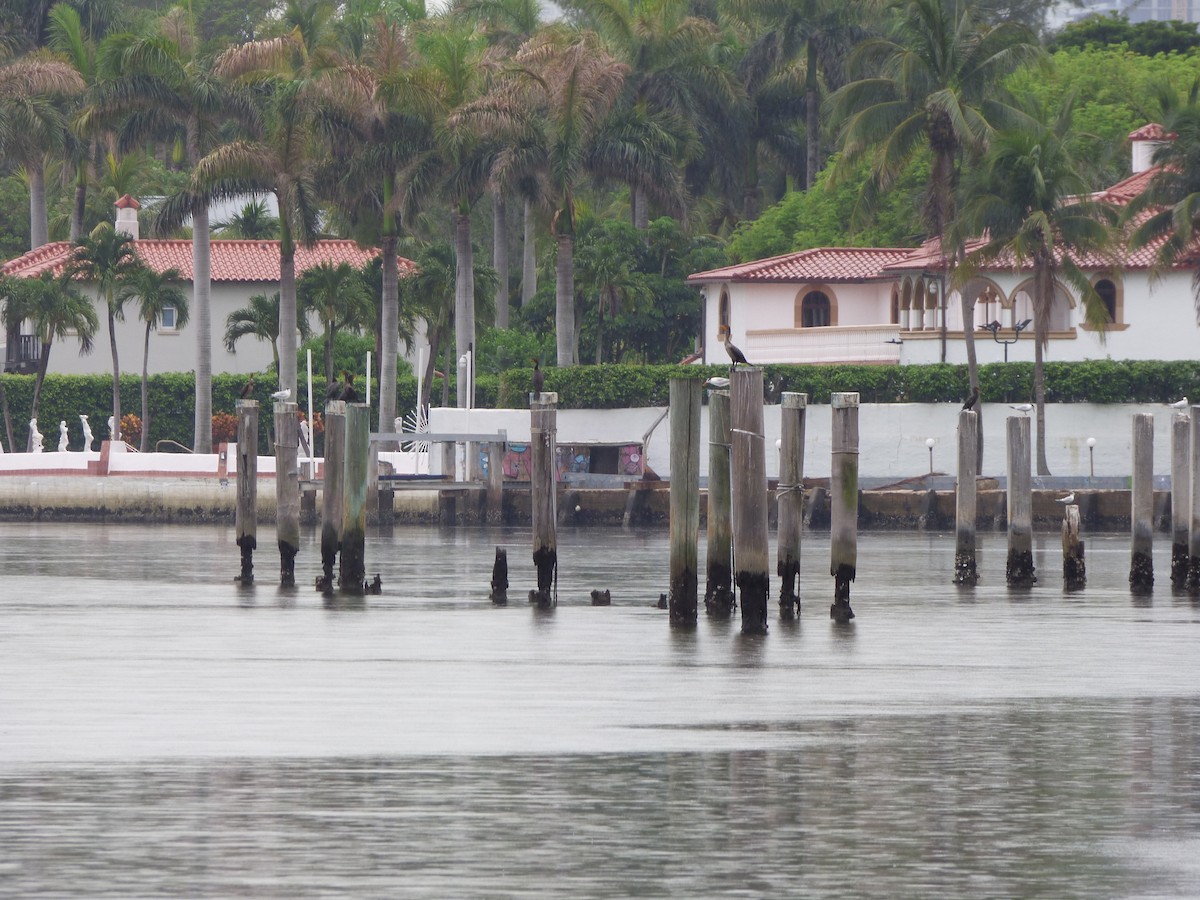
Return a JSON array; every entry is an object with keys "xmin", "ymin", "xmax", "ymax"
[
  {"xmin": 1169, "ymin": 397, "xmax": 1189, "ymax": 409},
  {"xmin": 704, "ymin": 376, "xmax": 730, "ymax": 390},
  {"xmin": 722, "ymin": 332, "xmax": 751, "ymax": 367},
  {"xmin": 1010, "ymin": 403, "xmax": 1033, "ymax": 415},
  {"xmin": 270, "ymin": 388, "xmax": 291, "ymax": 401},
  {"xmin": 1055, "ymin": 492, "xmax": 1075, "ymax": 504},
  {"xmin": 962, "ymin": 386, "xmax": 979, "ymax": 411}
]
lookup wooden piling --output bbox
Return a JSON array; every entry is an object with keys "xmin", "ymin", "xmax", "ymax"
[
  {"xmin": 1005, "ymin": 416, "xmax": 1035, "ymax": 586},
  {"xmin": 530, "ymin": 392, "xmax": 558, "ymax": 608},
  {"xmin": 777, "ymin": 392, "xmax": 807, "ymax": 617},
  {"xmin": 1130, "ymin": 412, "xmax": 1154, "ymax": 592},
  {"xmin": 954, "ymin": 409, "xmax": 979, "ymax": 585},
  {"xmin": 668, "ymin": 377, "xmax": 702, "ymax": 625},
  {"xmin": 704, "ymin": 388, "xmax": 734, "ymax": 618},
  {"xmin": 1062, "ymin": 504, "xmax": 1085, "ymax": 589},
  {"xmin": 339, "ymin": 403, "xmax": 370, "ymax": 594},
  {"xmin": 731, "ymin": 368, "xmax": 769, "ymax": 634},
  {"xmin": 1189, "ymin": 407, "xmax": 1200, "ymax": 590},
  {"xmin": 1171, "ymin": 412, "xmax": 1190, "ymax": 588},
  {"xmin": 234, "ymin": 399, "xmax": 258, "ymax": 584},
  {"xmin": 487, "ymin": 441, "xmax": 505, "ymax": 524},
  {"xmin": 274, "ymin": 401, "xmax": 300, "ymax": 587},
  {"xmin": 319, "ymin": 400, "xmax": 346, "ymax": 593},
  {"xmin": 830, "ymin": 392, "xmax": 859, "ymax": 622},
  {"xmin": 490, "ymin": 547, "xmax": 508, "ymax": 604}
]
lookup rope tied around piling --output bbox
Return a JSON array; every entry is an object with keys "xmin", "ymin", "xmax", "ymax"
[{"xmin": 775, "ymin": 482, "xmax": 803, "ymax": 497}]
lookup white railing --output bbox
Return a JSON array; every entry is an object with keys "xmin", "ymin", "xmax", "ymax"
[{"xmin": 745, "ymin": 324, "xmax": 902, "ymax": 364}]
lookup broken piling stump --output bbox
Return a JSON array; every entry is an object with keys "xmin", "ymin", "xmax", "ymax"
[
  {"xmin": 1005, "ymin": 415, "xmax": 1035, "ymax": 587},
  {"xmin": 274, "ymin": 400, "xmax": 300, "ymax": 587},
  {"xmin": 830, "ymin": 392, "xmax": 859, "ymax": 622},
  {"xmin": 318, "ymin": 401, "xmax": 346, "ymax": 594},
  {"xmin": 704, "ymin": 387, "xmax": 734, "ymax": 618},
  {"xmin": 668, "ymin": 377, "xmax": 701, "ymax": 625},
  {"xmin": 1130, "ymin": 412, "xmax": 1154, "ymax": 592},
  {"xmin": 1062, "ymin": 504, "xmax": 1085, "ymax": 589},
  {"xmin": 731, "ymin": 367, "xmax": 769, "ymax": 634},
  {"xmin": 339, "ymin": 403, "xmax": 370, "ymax": 594},
  {"xmin": 954, "ymin": 409, "xmax": 979, "ymax": 586},
  {"xmin": 1171, "ymin": 412, "xmax": 1190, "ymax": 589},
  {"xmin": 777, "ymin": 392, "xmax": 807, "ymax": 618},
  {"xmin": 235, "ymin": 399, "xmax": 258, "ymax": 584},
  {"xmin": 530, "ymin": 392, "xmax": 557, "ymax": 608},
  {"xmin": 491, "ymin": 547, "xmax": 509, "ymax": 604}
]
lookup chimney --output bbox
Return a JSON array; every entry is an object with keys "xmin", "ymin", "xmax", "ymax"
[
  {"xmin": 1129, "ymin": 123, "xmax": 1176, "ymax": 174},
  {"xmin": 114, "ymin": 194, "xmax": 140, "ymax": 240}
]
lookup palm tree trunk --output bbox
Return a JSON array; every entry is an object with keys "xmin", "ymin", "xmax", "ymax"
[
  {"xmin": 805, "ymin": 44, "xmax": 820, "ymax": 190},
  {"xmin": 324, "ymin": 321, "xmax": 334, "ymax": 386},
  {"xmin": 522, "ymin": 198, "xmax": 537, "ymax": 307},
  {"xmin": 30, "ymin": 341, "xmax": 50, "ymax": 428},
  {"xmin": 193, "ymin": 203, "xmax": 213, "ymax": 453},
  {"xmin": 632, "ymin": 186, "xmax": 649, "ymax": 231},
  {"xmin": 555, "ymin": 233, "xmax": 575, "ymax": 366},
  {"xmin": 70, "ymin": 164, "xmax": 86, "ymax": 243},
  {"xmin": 454, "ymin": 211, "xmax": 474, "ymax": 408},
  {"xmin": 0, "ymin": 377, "xmax": 15, "ymax": 454},
  {"xmin": 595, "ymin": 302, "xmax": 604, "ymax": 365},
  {"xmin": 278, "ymin": 219, "xmax": 299, "ymax": 398},
  {"xmin": 379, "ymin": 232, "xmax": 399, "ymax": 440},
  {"xmin": 28, "ymin": 159, "xmax": 48, "ymax": 249},
  {"xmin": 959, "ymin": 278, "xmax": 983, "ymax": 471},
  {"xmin": 141, "ymin": 322, "xmax": 151, "ymax": 452},
  {"xmin": 107, "ymin": 303, "xmax": 121, "ymax": 441},
  {"xmin": 493, "ymin": 189, "xmax": 509, "ymax": 329}
]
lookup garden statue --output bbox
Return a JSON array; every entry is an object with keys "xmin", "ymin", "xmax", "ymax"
[
  {"xmin": 80, "ymin": 415, "xmax": 93, "ymax": 451},
  {"xmin": 107, "ymin": 416, "xmax": 115, "ymax": 441},
  {"xmin": 29, "ymin": 419, "xmax": 43, "ymax": 453},
  {"xmin": 58, "ymin": 420, "xmax": 68, "ymax": 452}
]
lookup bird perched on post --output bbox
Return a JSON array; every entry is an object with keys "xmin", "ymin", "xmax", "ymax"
[
  {"xmin": 1010, "ymin": 403, "xmax": 1033, "ymax": 415},
  {"xmin": 704, "ymin": 376, "xmax": 730, "ymax": 390},
  {"xmin": 722, "ymin": 332, "xmax": 750, "ymax": 367},
  {"xmin": 962, "ymin": 386, "xmax": 979, "ymax": 411},
  {"xmin": 271, "ymin": 388, "xmax": 291, "ymax": 401},
  {"xmin": 532, "ymin": 358, "xmax": 544, "ymax": 395},
  {"xmin": 339, "ymin": 371, "xmax": 359, "ymax": 403},
  {"xmin": 1169, "ymin": 397, "xmax": 1189, "ymax": 409},
  {"xmin": 240, "ymin": 373, "xmax": 255, "ymax": 399}
]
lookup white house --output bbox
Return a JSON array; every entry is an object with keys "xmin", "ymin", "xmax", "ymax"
[
  {"xmin": 689, "ymin": 125, "xmax": 1196, "ymax": 368},
  {"xmin": 0, "ymin": 196, "xmax": 414, "ymax": 377}
]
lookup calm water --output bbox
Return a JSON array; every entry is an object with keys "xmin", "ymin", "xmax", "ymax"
[{"xmin": 2, "ymin": 523, "xmax": 1200, "ymax": 898}]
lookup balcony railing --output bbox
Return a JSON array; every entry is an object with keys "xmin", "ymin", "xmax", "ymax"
[
  {"xmin": 3, "ymin": 335, "xmax": 41, "ymax": 375},
  {"xmin": 745, "ymin": 324, "xmax": 902, "ymax": 365}
]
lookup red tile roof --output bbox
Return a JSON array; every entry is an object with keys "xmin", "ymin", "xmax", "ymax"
[
  {"xmin": 1, "ymin": 239, "xmax": 407, "ymax": 282},
  {"xmin": 1129, "ymin": 123, "xmax": 1176, "ymax": 141},
  {"xmin": 686, "ymin": 246, "xmax": 911, "ymax": 284}
]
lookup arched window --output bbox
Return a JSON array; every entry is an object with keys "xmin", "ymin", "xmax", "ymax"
[
  {"xmin": 890, "ymin": 286, "xmax": 900, "ymax": 325},
  {"xmin": 799, "ymin": 291, "xmax": 832, "ymax": 327},
  {"xmin": 718, "ymin": 288, "xmax": 730, "ymax": 334},
  {"xmin": 1095, "ymin": 279, "xmax": 1117, "ymax": 322}
]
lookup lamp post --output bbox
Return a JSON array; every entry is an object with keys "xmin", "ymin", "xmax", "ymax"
[
  {"xmin": 1087, "ymin": 436, "xmax": 1096, "ymax": 478},
  {"xmin": 926, "ymin": 437, "xmax": 935, "ymax": 475},
  {"xmin": 979, "ymin": 318, "xmax": 1033, "ymax": 363}
]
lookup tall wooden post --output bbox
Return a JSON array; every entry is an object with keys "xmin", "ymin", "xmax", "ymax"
[
  {"xmin": 530, "ymin": 392, "xmax": 558, "ymax": 608},
  {"xmin": 668, "ymin": 377, "xmax": 702, "ymax": 625},
  {"xmin": 487, "ymin": 441, "xmax": 505, "ymax": 524},
  {"xmin": 274, "ymin": 401, "xmax": 300, "ymax": 587},
  {"xmin": 319, "ymin": 400, "xmax": 346, "ymax": 593},
  {"xmin": 954, "ymin": 409, "xmax": 979, "ymax": 585},
  {"xmin": 1006, "ymin": 416, "xmax": 1035, "ymax": 586},
  {"xmin": 235, "ymin": 399, "xmax": 258, "ymax": 584},
  {"xmin": 1171, "ymin": 412, "xmax": 1190, "ymax": 588},
  {"xmin": 830, "ymin": 392, "xmax": 859, "ymax": 622},
  {"xmin": 1189, "ymin": 407, "xmax": 1200, "ymax": 590},
  {"xmin": 1130, "ymin": 412, "xmax": 1154, "ymax": 592},
  {"xmin": 731, "ymin": 367, "xmax": 769, "ymax": 634},
  {"xmin": 704, "ymin": 388, "xmax": 734, "ymax": 617},
  {"xmin": 339, "ymin": 403, "xmax": 370, "ymax": 593},
  {"xmin": 1062, "ymin": 504, "xmax": 1085, "ymax": 589},
  {"xmin": 777, "ymin": 392, "xmax": 807, "ymax": 617}
]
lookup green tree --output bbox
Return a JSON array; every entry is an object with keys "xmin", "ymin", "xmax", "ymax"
[
  {"xmin": 953, "ymin": 101, "xmax": 1117, "ymax": 475},
  {"xmin": 224, "ymin": 291, "xmax": 314, "ymax": 375},
  {"xmin": 120, "ymin": 266, "xmax": 188, "ymax": 451},
  {"xmin": 298, "ymin": 260, "xmax": 373, "ymax": 385},
  {"xmin": 213, "ymin": 198, "xmax": 280, "ymax": 238},
  {"xmin": 1051, "ymin": 13, "xmax": 1200, "ymax": 57}
]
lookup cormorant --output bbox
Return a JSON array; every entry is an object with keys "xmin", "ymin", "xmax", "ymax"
[
  {"xmin": 340, "ymin": 371, "xmax": 359, "ymax": 402},
  {"xmin": 962, "ymin": 386, "xmax": 979, "ymax": 411},
  {"xmin": 532, "ymin": 359, "xmax": 544, "ymax": 395},
  {"xmin": 240, "ymin": 374, "xmax": 255, "ymax": 398},
  {"xmin": 722, "ymin": 332, "xmax": 750, "ymax": 367}
]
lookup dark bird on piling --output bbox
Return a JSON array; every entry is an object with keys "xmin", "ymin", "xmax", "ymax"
[
  {"xmin": 962, "ymin": 386, "xmax": 979, "ymax": 411},
  {"xmin": 722, "ymin": 332, "xmax": 750, "ymax": 367},
  {"xmin": 240, "ymin": 373, "xmax": 255, "ymax": 399},
  {"xmin": 325, "ymin": 377, "xmax": 343, "ymax": 402},
  {"xmin": 532, "ymin": 358, "xmax": 544, "ymax": 395},
  {"xmin": 340, "ymin": 370, "xmax": 359, "ymax": 403}
]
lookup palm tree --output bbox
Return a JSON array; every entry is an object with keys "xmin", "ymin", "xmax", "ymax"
[
  {"xmin": 97, "ymin": 5, "xmax": 258, "ymax": 453},
  {"xmin": 67, "ymin": 222, "xmax": 143, "ymax": 441},
  {"xmin": 5, "ymin": 272, "xmax": 99, "ymax": 448},
  {"xmin": 298, "ymin": 261, "xmax": 373, "ymax": 386},
  {"xmin": 953, "ymin": 102, "xmax": 1117, "ymax": 475},
  {"xmin": 213, "ymin": 198, "xmax": 281, "ymax": 238},
  {"xmin": 120, "ymin": 267, "xmax": 189, "ymax": 452},
  {"xmin": 224, "ymin": 291, "xmax": 314, "ymax": 376}
]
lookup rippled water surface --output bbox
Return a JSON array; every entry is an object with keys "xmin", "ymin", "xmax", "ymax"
[{"xmin": 2, "ymin": 523, "xmax": 1200, "ymax": 898}]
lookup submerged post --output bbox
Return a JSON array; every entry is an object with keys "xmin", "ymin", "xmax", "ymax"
[
  {"xmin": 954, "ymin": 409, "xmax": 979, "ymax": 585},
  {"xmin": 274, "ymin": 401, "xmax": 300, "ymax": 587},
  {"xmin": 704, "ymin": 388, "xmax": 735, "ymax": 617},
  {"xmin": 1005, "ymin": 416, "xmax": 1035, "ymax": 586},
  {"xmin": 530, "ymin": 392, "xmax": 558, "ymax": 608},
  {"xmin": 1190, "ymin": 407, "xmax": 1200, "ymax": 590},
  {"xmin": 777, "ymin": 392, "xmax": 807, "ymax": 617},
  {"xmin": 830, "ymin": 392, "xmax": 859, "ymax": 622},
  {"xmin": 731, "ymin": 367, "xmax": 769, "ymax": 634},
  {"xmin": 1171, "ymin": 412, "xmax": 1190, "ymax": 588},
  {"xmin": 1130, "ymin": 412, "xmax": 1154, "ymax": 592},
  {"xmin": 319, "ymin": 400, "xmax": 347, "ymax": 593},
  {"xmin": 235, "ymin": 399, "xmax": 259, "ymax": 584},
  {"xmin": 339, "ymin": 403, "xmax": 370, "ymax": 593},
  {"xmin": 668, "ymin": 377, "xmax": 702, "ymax": 625},
  {"xmin": 1062, "ymin": 504, "xmax": 1085, "ymax": 589}
]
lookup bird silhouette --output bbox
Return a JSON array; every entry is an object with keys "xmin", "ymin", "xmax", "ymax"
[
  {"xmin": 962, "ymin": 387, "xmax": 979, "ymax": 411},
  {"xmin": 704, "ymin": 376, "xmax": 730, "ymax": 390},
  {"xmin": 1169, "ymin": 397, "xmax": 1189, "ymax": 409},
  {"xmin": 339, "ymin": 371, "xmax": 359, "ymax": 403},
  {"xmin": 722, "ymin": 332, "xmax": 750, "ymax": 367},
  {"xmin": 1010, "ymin": 403, "xmax": 1033, "ymax": 415},
  {"xmin": 271, "ymin": 388, "xmax": 291, "ymax": 401},
  {"xmin": 1055, "ymin": 492, "xmax": 1075, "ymax": 504},
  {"xmin": 532, "ymin": 358, "xmax": 544, "ymax": 395},
  {"xmin": 240, "ymin": 374, "xmax": 255, "ymax": 399}
]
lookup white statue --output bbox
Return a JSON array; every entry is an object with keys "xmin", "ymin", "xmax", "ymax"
[
  {"xmin": 29, "ymin": 418, "xmax": 43, "ymax": 453},
  {"xmin": 80, "ymin": 414, "xmax": 93, "ymax": 451},
  {"xmin": 107, "ymin": 416, "xmax": 115, "ymax": 441},
  {"xmin": 58, "ymin": 420, "xmax": 68, "ymax": 452}
]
